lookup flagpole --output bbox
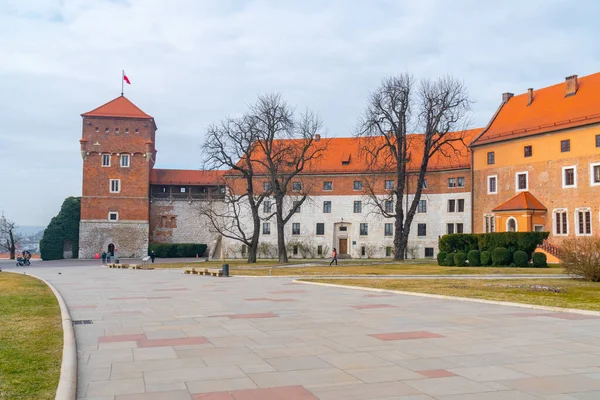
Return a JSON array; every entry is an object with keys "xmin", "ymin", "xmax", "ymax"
[{"xmin": 121, "ymin": 70, "xmax": 124, "ymax": 96}]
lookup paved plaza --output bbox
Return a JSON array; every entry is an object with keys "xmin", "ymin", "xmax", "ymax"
[{"xmin": 13, "ymin": 264, "xmax": 600, "ymax": 399}]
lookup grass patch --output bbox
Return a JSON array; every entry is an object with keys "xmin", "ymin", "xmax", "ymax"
[
  {"xmin": 230, "ymin": 263, "xmax": 565, "ymax": 276},
  {"xmin": 304, "ymin": 278, "xmax": 600, "ymax": 311},
  {"xmin": 0, "ymin": 273, "xmax": 62, "ymax": 399}
]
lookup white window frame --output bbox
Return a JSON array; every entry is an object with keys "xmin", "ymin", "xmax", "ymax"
[
  {"xmin": 109, "ymin": 179, "xmax": 121, "ymax": 193},
  {"xmin": 448, "ymin": 178, "xmax": 456, "ymax": 188},
  {"xmin": 262, "ymin": 222, "xmax": 271, "ymax": 235},
  {"xmin": 515, "ymin": 171, "xmax": 528, "ymax": 192},
  {"xmin": 533, "ymin": 224, "xmax": 544, "ymax": 232},
  {"xmin": 108, "ymin": 212, "xmax": 119, "ymax": 221},
  {"xmin": 457, "ymin": 177, "xmax": 465, "ymax": 188},
  {"xmin": 575, "ymin": 207, "xmax": 592, "ymax": 236},
  {"xmin": 120, "ymin": 154, "xmax": 130, "ymax": 168},
  {"xmin": 323, "ymin": 181, "xmax": 333, "ymax": 191},
  {"xmin": 590, "ymin": 162, "xmax": 600, "ymax": 187},
  {"xmin": 553, "ymin": 208, "xmax": 569, "ymax": 236},
  {"xmin": 484, "ymin": 213, "xmax": 495, "ymax": 233},
  {"xmin": 102, "ymin": 154, "xmax": 111, "ymax": 167},
  {"xmin": 292, "ymin": 222, "xmax": 300, "ymax": 235},
  {"xmin": 562, "ymin": 165, "xmax": 577, "ymax": 188},
  {"xmin": 506, "ymin": 216, "xmax": 518, "ymax": 232},
  {"xmin": 487, "ymin": 175, "xmax": 498, "ymax": 194},
  {"xmin": 384, "ymin": 223, "xmax": 393, "ymax": 237}
]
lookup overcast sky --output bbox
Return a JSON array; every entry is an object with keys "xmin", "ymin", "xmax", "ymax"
[{"xmin": 1, "ymin": 0, "xmax": 599, "ymax": 226}]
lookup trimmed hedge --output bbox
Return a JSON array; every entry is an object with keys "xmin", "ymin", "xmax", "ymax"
[
  {"xmin": 40, "ymin": 197, "xmax": 81, "ymax": 260},
  {"xmin": 445, "ymin": 253, "xmax": 455, "ymax": 266},
  {"xmin": 148, "ymin": 243, "xmax": 207, "ymax": 258},
  {"xmin": 439, "ymin": 232, "xmax": 548, "ymax": 258},
  {"xmin": 532, "ymin": 252, "xmax": 548, "ymax": 268},
  {"xmin": 481, "ymin": 250, "xmax": 492, "ymax": 266},
  {"xmin": 492, "ymin": 247, "xmax": 510, "ymax": 266},
  {"xmin": 454, "ymin": 252, "xmax": 466, "ymax": 267},
  {"xmin": 437, "ymin": 252, "xmax": 447, "ymax": 266},
  {"xmin": 513, "ymin": 250, "xmax": 529, "ymax": 267},
  {"xmin": 467, "ymin": 250, "xmax": 481, "ymax": 266}
]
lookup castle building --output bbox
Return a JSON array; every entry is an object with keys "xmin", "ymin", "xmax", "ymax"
[{"xmin": 78, "ymin": 72, "xmax": 600, "ymax": 259}]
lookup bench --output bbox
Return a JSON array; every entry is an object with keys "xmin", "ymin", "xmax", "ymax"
[
  {"xmin": 183, "ymin": 267, "xmax": 223, "ymax": 277},
  {"xmin": 141, "ymin": 256, "xmax": 151, "ymax": 265},
  {"xmin": 132, "ymin": 265, "xmax": 154, "ymax": 270},
  {"xmin": 109, "ymin": 264, "xmax": 129, "ymax": 269}
]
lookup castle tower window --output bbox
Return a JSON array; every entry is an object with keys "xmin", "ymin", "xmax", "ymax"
[
  {"xmin": 125, "ymin": 128, "xmax": 129, "ymax": 133},
  {"xmin": 115, "ymin": 128, "xmax": 120, "ymax": 133},
  {"xmin": 105, "ymin": 127, "xmax": 109, "ymax": 133},
  {"xmin": 95, "ymin": 127, "xmax": 99, "ymax": 132},
  {"xmin": 120, "ymin": 154, "xmax": 130, "ymax": 168},
  {"xmin": 108, "ymin": 212, "xmax": 118, "ymax": 221},
  {"xmin": 109, "ymin": 179, "xmax": 121, "ymax": 193},
  {"xmin": 135, "ymin": 128, "xmax": 139, "ymax": 133},
  {"xmin": 562, "ymin": 166, "xmax": 577, "ymax": 188},
  {"xmin": 102, "ymin": 154, "xmax": 111, "ymax": 167}
]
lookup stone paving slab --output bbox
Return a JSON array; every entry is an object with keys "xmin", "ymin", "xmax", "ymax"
[{"xmin": 19, "ymin": 265, "xmax": 600, "ymax": 399}]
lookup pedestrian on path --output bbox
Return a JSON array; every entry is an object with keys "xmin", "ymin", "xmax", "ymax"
[
  {"xmin": 150, "ymin": 250, "xmax": 156, "ymax": 263},
  {"xmin": 330, "ymin": 248, "xmax": 338, "ymax": 266},
  {"xmin": 101, "ymin": 251, "xmax": 107, "ymax": 264}
]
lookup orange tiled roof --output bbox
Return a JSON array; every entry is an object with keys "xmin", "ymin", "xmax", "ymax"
[
  {"xmin": 492, "ymin": 191, "xmax": 547, "ymax": 212},
  {"xmin": 82, "ymin": 95, "xmax": 153, "ymax": 119},
  {"xmin": 233, "ymin": 129, "xmax": 481, "ymax": 175},
  {"xmin": 472, "ymin": 72, "xmax": 600, "ymax": 146},
  {"xmin": 151, "ymin": 169, "xmax": 225, "ymax": 185}
]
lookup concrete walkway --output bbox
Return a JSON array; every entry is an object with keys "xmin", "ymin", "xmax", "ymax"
[{"xmin": 15, "ymin": 265, "xmax": 600, "ymax": 400}]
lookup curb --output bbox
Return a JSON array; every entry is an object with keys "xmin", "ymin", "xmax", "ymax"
[
  {"xmin": 5, "ymin": 271, "xmax": 77, "ymax": 400},
  {"xmin": 296, "ymin": 279, "xmax": 600, "ymax": 316}
]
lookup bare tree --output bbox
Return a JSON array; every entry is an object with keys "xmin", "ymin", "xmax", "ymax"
[
  {"xmin": 202, "ymin": 116, "xmax": 270, "ymax": 263},
  {"xmin": 0, "ymin": 215, "xmax": 20, "ymax": 260},
  {"xmin": 357, "ymin": 74, "xmax": 471, "ymax": 260},
  {"xmin": 250, "ymin": 94, "xmax": 327, "ymax": 263}
]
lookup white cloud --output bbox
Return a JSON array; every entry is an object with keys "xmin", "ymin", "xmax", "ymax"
[{"xmin": 1, "ymin": 0, "xmax": 598, "ymax": 225}]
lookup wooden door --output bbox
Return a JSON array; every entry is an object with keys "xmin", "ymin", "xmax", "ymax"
[{"xmin": 339, "ymin": 239, "xmax": 348, "ymax": 255}]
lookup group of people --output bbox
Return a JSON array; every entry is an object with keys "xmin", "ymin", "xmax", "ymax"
[{"xmin": 100, "ymin": 250, "xmax": 156, "ymax": 264}]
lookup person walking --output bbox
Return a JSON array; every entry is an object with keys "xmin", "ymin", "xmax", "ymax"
[
  {"xmin": 101, "ymin": 251, "xmax": 107, "ymax": 264},
  {"xmin": 150, "ymin": 250, "xmax": 156, "ymax": 263},
  {"xmin": 329, "ymin": 248, "xmax": 338, "ymax": 266}
]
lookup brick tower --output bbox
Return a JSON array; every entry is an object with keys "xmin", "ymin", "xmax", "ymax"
[{"xmin": 78, "ymin": 96, "xmax": 157, "ymax": 259}]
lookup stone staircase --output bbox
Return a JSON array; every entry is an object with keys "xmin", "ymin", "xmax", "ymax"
[{"xmin": 536, "ymin": 239, "xmax": 561, "ymax": 263}]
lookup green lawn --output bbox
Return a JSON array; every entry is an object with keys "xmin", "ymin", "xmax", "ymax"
[
  {"xmin": 305, "ymin": 278, "xmax": 600, "ymax": 311},
  {"xmin": 0, "ymin": 273, "xmax": 62, "ymax": 400}
]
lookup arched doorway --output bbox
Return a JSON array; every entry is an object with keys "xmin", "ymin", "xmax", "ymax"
[
  {"xmin": 108, "ymin": 243, "xmax": 115, "ymax": 256},
  {"xmin": 506, "ymin": 217, "xmax": 517, "ymax": 232}
]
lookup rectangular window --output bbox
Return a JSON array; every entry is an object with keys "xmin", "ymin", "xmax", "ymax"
[
  {"xmin": 263, "ymin": 201, "xmax": 272, "ymax": 213},
  {"xmin": 323, "ymin": 181, "xmax": 333, "ymax": 191},
  {"xmin": 596, "ymin": 134, "xmax": 600, "ymax": 148},
  {"xmin": 323, "ymin": 201, "xmax": 332, "ymax": 213},
  {"xmin": 262, "ymin": 222, "xmax": 271, "ymax": 235},
  {"xmin": 108, "ymin": 212, "xmax": 118, "ymax": 221},
  {"xmin": 447, "ymin": 223, "xmax": 454, "ymax": 234},
  {"xmin": 457, "ymin": 199, "xmax": 465, "ymax": 212},
  {"xmin": 293, "ymin": 200, "xmax": 301, "ymax": 213},
  {"xmin": 561, "ymin": 139, "xmax": 570, "ymax": 152},
  {"xmin": 109, "ymin": 179, "xmax": 120, "ymax": 193},
  {"xmin": 292, "ymin": 223, "xmax": 300, "ymax": 235},
  {"xmin": 317, "ymin": 245, "xmax": 323, "ymax": 255},
  {"xmin": 353, "ymin": 201, "xmax": 362, "ymax": 213},
  {"xmin": 516, "ymin": 172, "xmax": 528, "ymax": 191},
  {"xmin": 554, "ymin": 210, "xmax": 568, "ymax": 235},
  {"xmin": 456, "ymin": 223, "xmax": 464, "ymax": 233},
  {"xmin": 417, "ymin": 223, "xmax": 426, "ymax": 237},
  {"xmin": 457, "ymin": 177, "xmax": 465, "ymax": 188},
  {"xmin": 384, "ymin": 180, "xmax": 394, "ymax": 190},
  {"xmin": 361, "ymin": 246, "xmax": 366, "ymax": 256},
  {"xmin": 385, "ymin": 247, "xmax": 392, "ymax": 257},
  {"xmin": 263, "ymin": 182, "xmax": 271, "ymax": 191},
  {"xmin": 102, "ymin": 154, "xmax": 111, "ymax": 167},
  {"xmin": 563, "ymin": 166, "xmax": 576, "ymax": 188},
  {"xmin": 384, "ymin": 200, "xmax": 393, "ymax": 213},
  {"xmin": 448, "ymin": 178, "xmax": 456, "ymax": 188},
  {"xmin": 524, "ymin": 145, "xmax": 532, "ymax": 157},
  {"xmin": 339, "ymin": 226, "xmax": 348, "ymax": 232},
  {"xmin": 316, "ymin": 223, "xmax": 325, "ymax": 236},
  {"xmin": 384, "ymin": 223, "xmax": 393, "ymax": 237},
  {"xmin": 120, "ymin": 154, "xmax": 130, "ymax": 167},
  {"xmin": 487, "ymin": 152, "xmax": 495, "ymax": 165},
  {"xmin": 360, "ymin": 223, "xmax": 368, "ymax": 236},
  {"xmin": 353, "ymin": 181, "xmax": 363, "ymax": 190},
  {"xmin": 484, "ymin": 214, "xmax": 496, "ymax": 233},
  {"xmin": 425, "ymin": 247, "xmax": 434, "ymax": 258},
  {"xmin": 293, "ymin": 245, "xmax": 298, "ymax": 255},
  {"xmin": 180, "ymin": 187, "xmax": 186, "ymax": 193},
  {"xmin": 292, "ymin": 182, "xmax": 302, "ymax": 191},
  {"xmin": 591, "ymin": 163, "xmax": 600, "ymax": 186},
  {"xmin": 577, "ymin": 209, "xmax": 592, "ymax": 235},
  {"xmin": 487, "ymin": 176, "xmax": 497, "ymax": 194},
  {"xmin": 448, "ymin": 199, "xmax": 456, "ymax": 212},
  {"xmin": 417, "ymin": 200, "xmax": 427, "ymax": 213}
]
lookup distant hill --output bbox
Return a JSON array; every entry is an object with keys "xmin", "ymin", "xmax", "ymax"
[{"xmin": 15, "ymin": 226, "xmax": 46, "ymax": 236}]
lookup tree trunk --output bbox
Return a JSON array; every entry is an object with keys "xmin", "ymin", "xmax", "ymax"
[
  {"xmin": 8, "ymin": 230, "xmax": 16, "ymax": 260},
  {"xmin": 247, "ymin": 204, "xmax": 261, "ymax": 263},
  {"xmin": 275, "ymin": 196, "xmax": 288, "ymax": 264}
]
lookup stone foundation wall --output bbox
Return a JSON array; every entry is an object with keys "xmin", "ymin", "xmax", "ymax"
[{"xmin": 79, "ymin": 220, "xmax": 149, "ymax": 259}]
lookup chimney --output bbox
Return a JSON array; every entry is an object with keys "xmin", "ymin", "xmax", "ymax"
[
  {"xmin": 314, "ymin": 133, "xmax": 321, "ymax": 142},
  {"xmin": 502, "ymin": 92, "xmax": 514, "ymax": 103},
  {"xmin": 565, "ymin": 75, "xmax": 578, "ymax": 97},
  {"xmin": 527, "ymin": 88, "xmax": 534, "ymax": 106}
]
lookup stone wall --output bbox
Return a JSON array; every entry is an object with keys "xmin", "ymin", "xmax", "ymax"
[{"xmin": 79, "ymin": 220, "xmax": 149, "ymax": 259}]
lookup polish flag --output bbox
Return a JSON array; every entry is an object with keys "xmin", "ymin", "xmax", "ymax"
[{"xmin": 123, "ymin": 73, "xmax": 131, "ymax": 85}]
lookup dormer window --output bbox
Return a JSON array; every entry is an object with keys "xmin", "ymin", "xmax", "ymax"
[{"xmin": 341, "ymin": 153, "xmax": 351, "ymax": 165}]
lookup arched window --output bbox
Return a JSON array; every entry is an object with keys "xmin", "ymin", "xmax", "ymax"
[
  {"xmin": 506, "ymin": 217, "xmax": 517, "ymax": 232},
  {"xmin": 161, "ymin": 216, "xmax": 167, "ymax": 228}
]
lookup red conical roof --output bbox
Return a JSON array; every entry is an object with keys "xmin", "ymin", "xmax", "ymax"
[{"xmin": 82, "ymin": 95, "xmax": 153, "ymax": 119}]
